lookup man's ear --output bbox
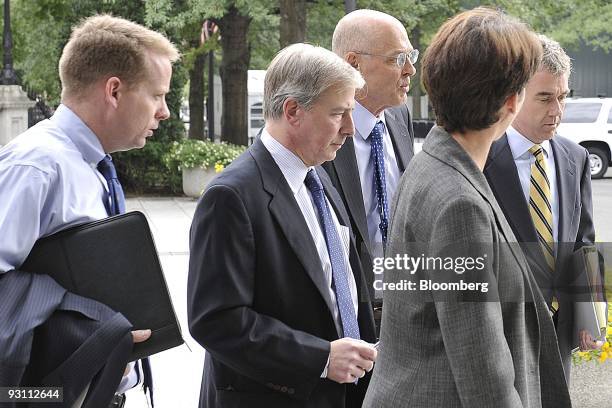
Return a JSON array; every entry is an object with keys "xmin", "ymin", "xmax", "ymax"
[
  {"xmin": 345, "ymin": 52, "xmax": 359, "ymax": 69},
  {"xmin": 505, "ymin": 89, "xmax": 525, "ymax": 115},
  {"xmin": 104, "ymin": 76, "xmax": 122, "ymax": 109},
  {"xmin": 283, "ymin": 98, "xmax": 302, "ymax": 127}
]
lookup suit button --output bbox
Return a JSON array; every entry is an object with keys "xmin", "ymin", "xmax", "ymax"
[
  {"xmin": 274, "ymin": 384, "xmax": 281, "ymax": 391},
  {"xmin": 281, "ymin": 386, "xmax": 288, "ymax": 393},
  {"xmin": 266, "ymin": 382, "xmax": 274, "ymax": 389},
  {"xmin": 287, "ymin": 388, "xmax": 295, "ymax": 395}
]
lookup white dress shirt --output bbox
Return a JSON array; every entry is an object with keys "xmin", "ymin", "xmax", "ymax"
[
  {"xmin": 506, "ymin": 126, "xmax": 559, "ymax": 246},
  {"xmin": 0, "ymin": 104, "xmax": 137, "ymax": 394},
  {"xmin": 352, "ymin": 101, "xmax": 401, "ymax": 258},
  {"xmin": 261, "ymin": 130, "xmax": 359, "ymax": 334}
]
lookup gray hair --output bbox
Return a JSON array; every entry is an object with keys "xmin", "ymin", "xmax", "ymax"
[
  {"xmin": 538, "ymin": 34, "xmax": 571, "ymax": 76},
  {"xmin": 332, "ymin": 9, "xmax": 404, "ymax": 57},
  {"xmin": 263, "ymin": 43, "xmax": 364, "ymax": 120}
]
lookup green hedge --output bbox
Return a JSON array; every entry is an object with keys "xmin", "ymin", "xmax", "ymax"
[{"xmin": 115, "ymin": 140, "xmax": 182, "ymax": 195}]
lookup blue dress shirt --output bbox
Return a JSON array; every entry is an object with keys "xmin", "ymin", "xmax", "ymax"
[
  {"xmin": 0, "ymin": 104, "xmax": 138, "ymax": 392},
  {"xmin": 0, "ymin": 104, "xmax": 110, "ymax": 273}
]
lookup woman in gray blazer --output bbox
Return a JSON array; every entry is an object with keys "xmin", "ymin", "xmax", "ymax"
[{"xmin": 363, "ymin": 7, "xmax": 571, "ymax": 408}]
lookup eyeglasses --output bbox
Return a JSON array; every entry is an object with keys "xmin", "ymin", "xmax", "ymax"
[{"xmin": 354, "ymin": 49, "xmax": 419, "ymax": 68}]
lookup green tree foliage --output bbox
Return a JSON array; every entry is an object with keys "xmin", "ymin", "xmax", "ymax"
[
  {"xmin": 8, "ymin": 0, "xmax": 187, "ymax": 192},
  {"xmin": 493, "ymin": 0, "xmax": 612, "ymax": 52},
  {"xmin": 145, "ymin": 0, "xmax": 276, "ymax": 146}
]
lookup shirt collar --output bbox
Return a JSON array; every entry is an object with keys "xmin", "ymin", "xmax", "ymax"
[
  {"xmin": 260, "ymin": 129, "xmax": 312, "ymax": 194},
  {"xmin": 506, "ymin": 125, "xmax": 551, "ymax": 160},
  {"xmin": 51, "ymin": 104, "xmax": 106, "ymax": 166},
  {"xmin": 354, "ymin": 101, "xmax": 387, "ymax": 141}
]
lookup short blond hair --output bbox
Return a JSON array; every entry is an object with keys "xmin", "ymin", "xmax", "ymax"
[{"xmin": 59, "ymin": 14, "xmax": 179, "ymax": 100}]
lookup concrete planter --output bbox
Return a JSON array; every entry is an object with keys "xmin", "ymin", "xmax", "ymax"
[{"xmin": 182, "ymin": 167, "xmax": 217, "ymax": 198}]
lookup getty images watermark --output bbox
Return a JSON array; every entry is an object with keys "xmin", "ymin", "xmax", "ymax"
[{"xmin": 372, "ymin": 254, "xmax": 490, "ymax": 293}]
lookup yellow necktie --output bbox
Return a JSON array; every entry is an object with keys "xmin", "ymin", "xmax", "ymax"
[
  {"xmin": 528, "ymin": 145, "xmax": 555, "ymax": 271},
  {"xmin": 529, "ymin": 145, "xmax": 557, "ymax": 312}
]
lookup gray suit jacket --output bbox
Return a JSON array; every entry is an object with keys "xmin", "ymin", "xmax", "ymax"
[
  {"xmin": 484, "ymin": 133, "xmax": 596, "ymax": 378},
  {"xmin": 321, "ymin": 104, "xmax": 414, "ymax": 299},
  {"xmin": 363, "ymin": 127, "xmax": 571, "ymax": 408}
]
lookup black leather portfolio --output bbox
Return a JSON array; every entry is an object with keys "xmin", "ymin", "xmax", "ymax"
[{"xmin": 20, "ymin": 211, "xmax": 184, "ymax": 361}]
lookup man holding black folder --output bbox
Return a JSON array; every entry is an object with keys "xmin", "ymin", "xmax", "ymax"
[{"xmin": 0, "ymin": 15, "xmax": 178, "ymax": 407}]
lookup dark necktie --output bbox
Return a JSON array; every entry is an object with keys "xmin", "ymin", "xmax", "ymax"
[
  {"xmin": 304, "ymin": 169, "xmax": 360, "ymax": 340},
  {"xmin": 97, "ymin": 155, "xmax": 126, "ymax": 216},
  {"xmin": 97, "ymin": 155, "xmax": 154, "ymax": 406},
  {"xmin": 370, "ymin": 121, "xmax": 389, "ymax": 244}
]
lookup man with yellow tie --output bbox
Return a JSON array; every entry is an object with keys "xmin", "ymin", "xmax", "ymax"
[{"xmin": 484, "ymin": 34, "xmax": 598, "ymax": 383}]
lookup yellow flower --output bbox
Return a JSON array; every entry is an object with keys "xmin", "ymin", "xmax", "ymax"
[
  {"xmin": 607, "ymin": 325, "xmax": 612, "ymax": 337},
  {"xmin": 603, "ymin": 342, "xmax": 610, "ymax": 352},
  {"xmin": 214, "ymin": 163, "xmax": 224, "ymax": 173},
  {"xmin": 599, "ymin": 351, "xmax": 608, "ymax": 363}
]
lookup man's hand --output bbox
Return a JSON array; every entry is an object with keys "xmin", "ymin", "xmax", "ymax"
[
  {"xmin": 123, "ymin": 329, "xmax": 152, "ymax": 376},
  {"xmin": 579, "ymin": 329, "xmax": 604, "ymax": 351},
  {"xmin": 326, "ymin": 338, "xmax": 377, "ymax": 384}
]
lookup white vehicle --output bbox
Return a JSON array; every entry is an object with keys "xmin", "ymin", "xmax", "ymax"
[{"xmin": 557, "ymin": 97, "xmax": 612, "ymax": 179}]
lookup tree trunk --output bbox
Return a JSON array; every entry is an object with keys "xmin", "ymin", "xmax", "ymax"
[
  {"xmin": 344, "ymin": 0, "xmax": 356, "ymax": 13},
  {"xmin": 410, "ymin": 26, "xmax": 422, "ymax": 119},
  {"xmin": 216, "ymin": 6, "xmax": 251, "ymax": 146},
  {"xmin": 188, "ymin": 49, "xmax": 206, "ymax": 140},
  {"xmin": 279, "ymin": 0, "xmax": 306, "ymax": 48}
]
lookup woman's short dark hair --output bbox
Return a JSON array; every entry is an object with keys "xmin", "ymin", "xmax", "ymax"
[{"xmin": 422, "ymin": 7, "xmax": 542, "ymax": 133}]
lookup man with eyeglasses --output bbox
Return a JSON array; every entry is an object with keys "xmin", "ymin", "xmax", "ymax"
[{"xmin": 324, "ymin": 9, "xmax": 417, "ymax": 334}]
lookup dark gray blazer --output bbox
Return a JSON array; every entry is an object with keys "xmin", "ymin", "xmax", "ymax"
[
  {"xmin": 485, "ymin": 133, "xmax": 596, "ymax": 377},
  {"xmin": 363, "ymin": 127, "xmax": 570, "ymax": 408},
  {"xmin": 322, "ymin": 103, "xmax": 414, "ymax": 298},
  {"xmin": 187, "ymin": 138, "xmax": 376, "ymax": 408}
]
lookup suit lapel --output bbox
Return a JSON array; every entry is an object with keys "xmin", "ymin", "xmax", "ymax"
[
  {"xmin": 425, "ymin": 128, "xmax": 544, "ymax": 289},
  {"xmin": 319, "ymin": 167, "xmax": 363, "ymax": 289},
  {"xmin": 551, "ymin": 137, "xmax": 576, "ymax": 246},
  {"xmin": 550, "ymin": 137, "xmax": 577, "ymax": 272},
  {"xmin": 385, "ymin": 107, "xmax": 413, "ymax": 171},
  {"xmin": 485, "ymin": 136, "xmax": 538, "ymax": 243},
  {"xmin": 332, "ymin": 138, "xmax": 371, "ymax": 255},
  {"xmin": 250, "ymin": 141, "xmax": 337, "ymax": 318},
  {"xmin": 484, "ymin": 135, "xmax": 553, "ymax": 284}
]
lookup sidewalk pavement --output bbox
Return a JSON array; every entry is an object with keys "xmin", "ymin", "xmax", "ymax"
[
  {"xmin": 122, "ymin": 195, "xmax": 612, "ymax": 407},
  {"xmin": 124, "ymin": 197, "xmax": 202, "ymax": 408}
]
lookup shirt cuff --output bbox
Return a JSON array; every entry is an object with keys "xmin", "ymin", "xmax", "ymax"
[
  {"xmin": 116, "ymin": 361, "xmax": 139, "ymax": 393},
  {"xmin": 320, "ymin": 355, "xmax": 330, "ymax": 378}
]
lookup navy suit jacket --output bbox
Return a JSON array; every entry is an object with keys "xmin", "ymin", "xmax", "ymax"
[
  {"xmin": 187, "ymin": 138, "xmax": 376, "ymax": 408},
  {"xmin": 0, "ymin": 270, "xmax": 133, "ymax": 407}
]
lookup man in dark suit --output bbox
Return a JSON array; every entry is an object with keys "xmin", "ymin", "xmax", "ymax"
[
  {"xmin": 187, "ymin": 43, "xmax": 377, "ymax": 408},
  {"xmin": 323, "ymin": 10, "xmax": 416, "ymax": 325},
  {"xmin": 484, "ymin": 34, "xmax": 598, "ymax": 381}
]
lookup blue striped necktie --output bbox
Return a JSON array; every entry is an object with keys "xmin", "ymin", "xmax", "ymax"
[
  {"xmin": 370, "ymin": 121, "xmax": 389, "ymax": 244},
  {"xmin": 304, "ymin": 169, "xmax": 360, "ymax": 341}
]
